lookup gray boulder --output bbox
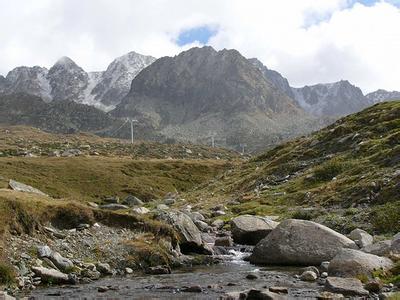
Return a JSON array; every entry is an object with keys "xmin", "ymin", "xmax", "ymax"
[
  {"xmin": 156, "ymin": 210, "xmax": 211, "ymax": 254},
  {"xmin": 49, "ymin": 252, "xmax": 74, "ymax": 271},
  {"xmin": 9, "ymin": 179, "xmax": 47, "ymax": 196},
  {"xmin": 215, "ymin": 236, "xmax": 233, "ymax": 247},
  {"xmin": 300, "ymin": 270, "xmax": 318, "ymax": 281},
  {"xmin": 231, "ymin": 215, "xmax": 278, "ymax": 245},
  {"xmin": 361, "ymin": 240, "xmax": 392, "ymax": 256},
  {"xmin": 249, "ymin": 219, "xmax": 357, "ymax": 265},
  {"xmin": 122, "ymin": 195, "xmax": 143, "ymax": 206},
  {"xmin": 328, "ymin": 248, "xmax": 394, "ymax": 278},
  {"xmin": 348, "ymin": 228, "xmax": 373, "ymax": 248},
  {"xmin": 188, "ymin": 212, "xmax": 206, "ymax": 222},
  {"xmin": 194, "ymin": 220, "xmax": 210, "ymax": 232},
  {"xmin": 247, "ymin": 289, "xmax": 287, "ymax": 300},
  {"xmin": 164, "ymin": 198, "xmax": 176, "ymax": 205},
  {"xmin": 37, "ymin": 245, "xmax": 52, "ymax": 258},
  {"xmin": 325, "ymin": 277, "xmax": 369, "ymax": 296},
  {"xmin": 31, "ymin": 266, "xmax": 69, "ymax": 284},
  {"xmin": 132, "ymin": 207, "xmax": 150, "ymax": 214},
  {"xmin": 156, "ymin": 204, "xmax": 169, "ymax": 210},
  {"xmin": 96, "ymin": 262, "xmax": 113, "ymax": 275},
  {"xmin": 212, "ymin": 219, "xmax": 224, "ymax": 229},
  {"xmin": 392, "ymin": 232, "xmax": 400, "ymax": 253},
  {"xmin": 99, "ymin": 204, "xmax": 129, "ymax": 210}
]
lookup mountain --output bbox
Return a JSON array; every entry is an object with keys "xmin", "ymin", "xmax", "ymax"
[
  {"xmin": 248, "ymin": 59, "xmax": 372, "ymax": 118},
  {"xmin": 366, "ymin": 89, "xmax": 400, "ymax": 103},
  {"xmin": 90, "ymin": 51, "xmax": 156, "ymax": 108},
  {"xmin": 0, "ymin": 93, "xmax": 116, "ymax": 134},
  {"xmin": 249, "ymin": 58, "xmax": 295, "ymax": 99},
  {"xmin": 0, "ymin": 51, "xmax": 155, "ymax": 111},
  {"xmin": 291, "ymin": 80, "xmax": 372, "ymax": 117},
  {"xmin": 0, "ymin": 75, "xmax": 8, "ymax": 93},
  {"xmin": 4, "ymin": 66, "xmax": 51, "ymax": 101},
  {"xmin": 47, "ymin": 57, "xmax": 89, "ymax": 102},
  {"xmin": 112, "ymin": 46, "xmax": 319, "ymax": 152}
]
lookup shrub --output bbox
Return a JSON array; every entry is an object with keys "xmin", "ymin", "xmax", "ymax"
[
  {"xmin": 0, "ymin": 262, "xmax": 15, "ymax": 284},
  {"xmin": 371, "ymin": 201, "xmax": 400, "ymax": 233},
  {"xmin": 313, "ymin": 159, "xmax": 345, "ymax": 182}
]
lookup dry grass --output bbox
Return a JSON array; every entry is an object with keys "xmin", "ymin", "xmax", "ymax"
[{"xmin": 0, "ymin": 156, "xmax": 232, "ymax": 202}]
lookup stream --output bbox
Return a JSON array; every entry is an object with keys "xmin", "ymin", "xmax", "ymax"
[{"xmin": 26, "ymin": 250, "xmax": 323, "ymax": 299}]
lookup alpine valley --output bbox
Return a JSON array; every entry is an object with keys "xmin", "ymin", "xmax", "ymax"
[{"xmin": 1, "ymin": 46, "xmax": 398, "ymax": 152}]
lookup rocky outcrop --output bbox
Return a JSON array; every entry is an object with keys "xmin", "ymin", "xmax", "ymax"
[
  {"xmin": 328, "ymin": 248, "xmax": 394, "ymax": 278},
  {"xmin": 230, "ymin": 215, "xmax": 278, "ymax": 245},
  {"xmin": 155, "ymin": 210, "xmax": 211, "ymax": 254},
  {"xmin": 348, "ymin": 228, "xmax": 373, "ymax": 248},
  {"xmin": 8, "ymin": 179, "xmax": 47, "ymax": 196},
  {"xmin": 249, "ymin": 219, "xmax": 357, "ymax": 265}
]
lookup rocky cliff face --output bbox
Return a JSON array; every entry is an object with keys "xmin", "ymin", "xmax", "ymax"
[
  {"xmin": 248, "ymin": 58, "xmax": 295, "ymax": 100},
  {"xmin": 5, "ymin": 66, "xmax": 51, "ymax": 102},
  {"xmin": 292, "ymin": 80, "xmax": 372, "ymax": 117},
  {"xmin": 366, "ymin": 89, "xmax": 400, "ymax": 103},
  {"xmin": 48, "ymin": 57, "xmax": 89, "ymax": 103},
  {"xmin": 90, "ymin": 51, "xmax": 156, "ymax": 108},
  {"xmin": 113, "ymin": 47, "xmax": 317, "ymax": 151}
]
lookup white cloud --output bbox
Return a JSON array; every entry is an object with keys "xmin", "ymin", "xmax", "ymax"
[{"xmin": 0, "ymin": 0, "xmax": 399, "ymax": 93}]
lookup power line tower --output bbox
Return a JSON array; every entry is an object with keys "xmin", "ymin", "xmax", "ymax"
[
  {"xmin": 128, "ymin": 118, "xmax": 139, "ymax": 144},
  {"xmin": 240, "ymin": 143, "xmax": 247, "ymax": 155},
  {"xmin": 209, "ymin": 131, "xmax": 217, "ymax": 148}
]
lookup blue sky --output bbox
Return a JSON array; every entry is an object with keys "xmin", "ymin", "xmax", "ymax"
[{"xmin": 177, "ymin": 26, "xmax": 218, "ymax": 46}]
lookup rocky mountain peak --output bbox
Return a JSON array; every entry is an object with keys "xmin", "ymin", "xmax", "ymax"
[
  {"xmin": 48, "ymin": 57, "xmax": 89, "ymax": 102},
  {"xmin": 53, "ymin": 56, "xmax": 78, "ymax": 68},
  {"xmin": 113, "ymin": 46, "xmax": 314, "ymax": 152},
  {"xmin": 366, "ymin": 89, "xmax": 400, "ymax": 103},
  {"xmin": 89, "ymin": 51, "xmax": 156, "ymax": 108},
  {"xmin": 292, "ymin": 80, "xmax": 371, "ymax": 117},
  {"xmin": 4, "ymin": 66, "xmax": 51, "ymax": 102}
]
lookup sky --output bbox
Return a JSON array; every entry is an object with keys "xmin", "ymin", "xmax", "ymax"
[{"xmin": 0, "ymin": 0, "xmax": 399, "ymax": 93}]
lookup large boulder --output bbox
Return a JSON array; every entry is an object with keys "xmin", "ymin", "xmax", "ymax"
[
  {"xmin": 231, "ymin": 215, "xmax": 278, "ymax": 245},
  {"xmin": 8, "ymin": 179, "xmax": 47, "ymax": 196},
  {"xmin": 392, "ymin": 232, "xmax": 400, "ymax": 253},
  {"xmin": 328, "ymin": 248, "xmax": 394, "ymax": 278},
  {"xmin": 325, "ymin": 277, "xmax": 369, "ymax": 297},
  {"xmin": 156, "ymin": 210, "xmax": 211, "ymax": 254},
  {"xmin": 249, "ymin": 219, "xmax": 357, "ymax": 265},
  {"xmin": 49, "ymin": 252, "xmax": 74, "ymax": 272},
  {"xmin": 348, "ymin": 228, "xmax": 373, "ymax": 248},
  {"xmin": 31, "ymin": 266, "xmax": 69, "ymax": 283},
  {"xmin": 122, "ymin": 195, "xmax": 143, "ymax": 206},
  {"xmin": 361, "ymin": 240, "xmax": 392, "ymax": 256}
]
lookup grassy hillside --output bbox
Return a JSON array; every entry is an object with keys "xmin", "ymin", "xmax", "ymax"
[
  {"xmin": 0, "ymin": 157, "xmax": 232, "ymax": 202},
  {"xmin": 187, "ymin": 101, "xmax": 400, "ymax": 234}
]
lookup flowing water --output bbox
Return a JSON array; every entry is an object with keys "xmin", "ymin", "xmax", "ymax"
[{"xmin": 26, "ymin": 250, "xmax": 323, "ymax": 299}]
